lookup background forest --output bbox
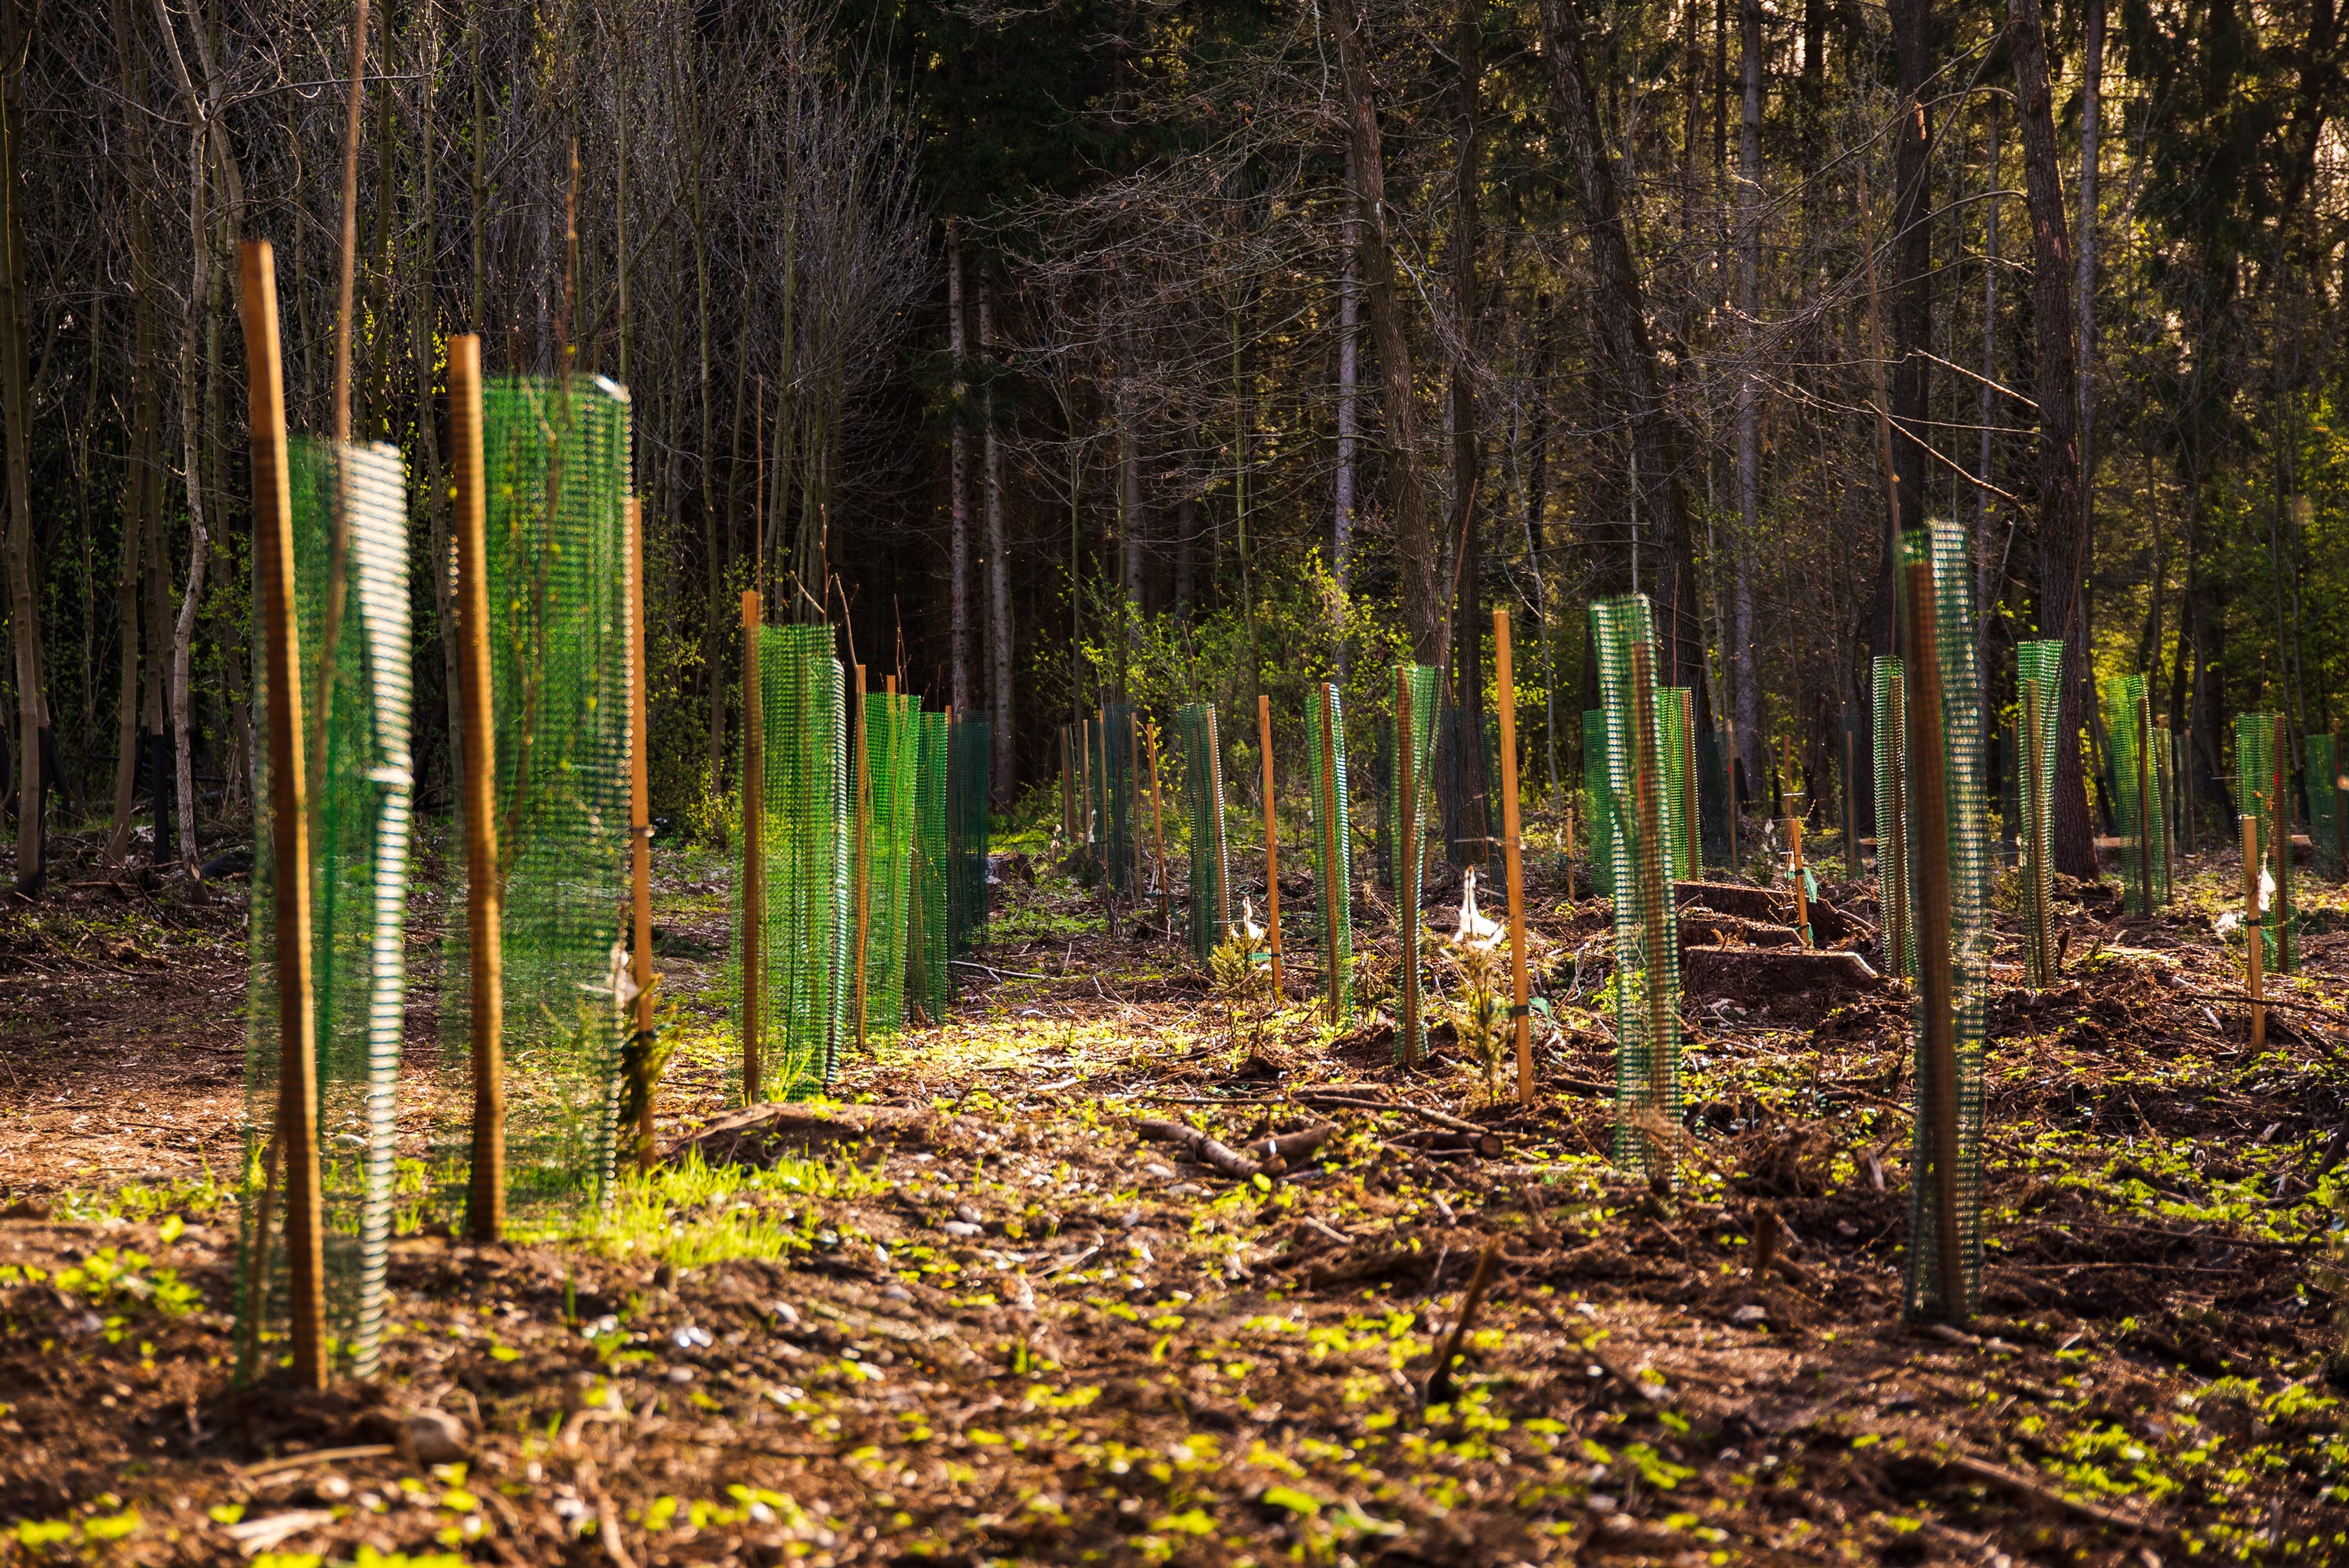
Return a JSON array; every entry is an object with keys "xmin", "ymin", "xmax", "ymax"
[{"xmin": 2, "ymin": 0, "xmax": 2343, "ymax": 887}]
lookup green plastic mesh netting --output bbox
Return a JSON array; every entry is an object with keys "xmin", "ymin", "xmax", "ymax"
[
  {"xmin": 2310, "ymin": 732, "xmax": 2345, "ymax": 880},
  {"xmin": 2236, "ymin": 712, "xmax": 2294, "ymax": 974},
  {"xmin": 906, "ymin": 711, "xmax": 952, "ymax": 1023},
  {"xmin": 2015, "ymin": 640, "xmax": 2064, "ymax": 986},
  {"xmin": 853, "ymin": 691, "xmax": 919, "ymax": 1051},
  {"xmin": 948, "ymin": 712, "xmax": 992, "ymax": 961},
  {"xmin": 728, "ymin": 625, "xmax": 847, "ymax": 1100},
  {"xmin": 240, "ymin": 439, "xmax": 412, "ymax": 1382},
  {"xmin": 1390, "ymin": 665, "xmax": 1440, "ymax": 1065},
  {"xmin": 1583, "ymin": 707, "xmax": 1617, "ymax": 897},
  {"xmin": 1660, "ymin": 687, "xmax": 1694, "ymax": 881},
  {"xmin": 1305, "ymin": 682, "xmax": 1354, "ymax": 1022},
  {"xmin": 1593, "ymin": 597, "xmax": 1680, "ymax": 1181},
  {"xmin": 1899, "ymin": 518, "xmax": 1992, "ymax": 1325},
  {"xmin": 1871, "ymin": 656, "xmax": 1913, "ymax": 979},
  {"xmin": 2102, "ymin": 674, "xmax": 2170, "ymax": 915},
  {"xmin": 1178, "ymin": 703, "xmax": 1232, "ymax": 963},
  {"xmin": 439, "ymin": 375, "xmax": 632, "ymax": 1234},
  {"xmin": 1094, "ymin": 705, "xmax": 1136, "ymax": 894}
]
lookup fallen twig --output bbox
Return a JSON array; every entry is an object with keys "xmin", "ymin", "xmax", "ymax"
[
  {"xmin": 1133, "ymin": 1119, "xmax": 1335, "ymax": 1179},
  {"xmin": 1423, "ymin": 1242, "xmax": 1499, "ymax": 1405}
]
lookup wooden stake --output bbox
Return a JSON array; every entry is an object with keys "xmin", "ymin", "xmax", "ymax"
[
  {"xmin": 1681, "ymin": 700, "xmax": 1699, "ymax": 878},
  {"xmin": 2244, "ymin": 815, "xmax": 2265, "ymax": 1050},
  {"xmin": 447, "ymin": 331, "xmax": 504, "ymax": 1245},
  {"xmin": 1315, "ymin": 685, "xmax": 1345, "ymax": 1023},
  {"xmin": 1258, "ymin": 694, "xmax": 1283, "ymax": 993},
  {"xmin": 1059, "ymin": 726, "xmax": 1073, "ymax": 848},
  {"xmin": 2272, "ymin": 720, "xmax": 2293, "ymax": 975},
  {"xmin": 1398, "ymin": 668, "xmax": 1421, "ymax": 1067},
  {"xmin": 1494, "ymin": 611, "xmax": 1532, "ymax": 1105},
  {"xmin": 1901, "ymin": 554, "xmax": 1965, "ymax": 1321},
  {"xmin": 1885, "ymin": 667, "xmax": 1910, "ymax": 977},
  {"xmin": 853, "ymin": 664, "xmax": 871, "ymax": 1051},
  {"xmin": 240, "ymin": 240, "xmax": 327, "ymax": 1387},
  {"xmin": 626, "ymin": 498, "xmax": 656, "ymax": 1171},
  {"xmin": 740, "ymin": 589, "xmax": 763, "ymax": 1105},
  {"xmin": 1789, "ymin": 817, "xmax": 1811, "ymax": 946}
]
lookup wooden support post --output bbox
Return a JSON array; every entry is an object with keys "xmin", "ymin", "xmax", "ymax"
[
  {"xmin": 2244, "ymin": 816, "xmax": 2265, "ymax": 1049},
  {"xmin": 1059, "ymin": 726, "xmax": 1073, "ymax": 848},
  {"xmin": 1144, "ymin": 717, "xmax": 1171, "ymax": 937},
  {"xmin": 740, "ymin": 589, "xmax": 764, "ymax": 1105},
  {"xmin": 1680, "ymin": 701, "xmax": 1699, "ymax": 878},
  {"xmin": 2271, "ymin": 725, "xmax": 2293, "ymax": 975},
  {"xmin": 1902, "ymin": 554, "xmax": 1965, "ymax": 1321},
  {"xmin": 1315, "ymin": 685, "xmax": 1344, "ymax": 1023},
  {"xmin": 1789, "ymin": 817, "xmax": 1812, "ymax": 946},
  {"xmin": 240, "ymin": 240, "xmax": 327, "ymax": 1386},
  {"xmin": 446, "ymin": 332, "xmax": 504, "ymax": 1244},
  {"xmin": 853, "ymin": 663, "xmax": 871, "ymax": 1051},
  {"xmin": 1628, "ymin": 640, "xmax": 1672, "ymax": 1172},
  {"xmin": 1258, "ymin": 694, "xmax": 1283, "ymax": 993},
  {"xmin": 626, "ymin": 498, "xmax": 656, "ymax": 1171},
  {"xmin": 1494, "ymin": 611, "xmax": 1532, "ymax": 1105},
  {"xmin": 1885, "ymin": 667, "xmax": 1910, "ymax": 977},
  {"xmin": 1397, "ymin": 669, "xmax": 1421, "ymax": 1067}
]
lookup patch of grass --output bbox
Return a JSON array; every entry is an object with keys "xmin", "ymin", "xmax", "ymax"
[{"xmin": 579, "ymin": 1148, "xmax": 886, "ymax": 1269}]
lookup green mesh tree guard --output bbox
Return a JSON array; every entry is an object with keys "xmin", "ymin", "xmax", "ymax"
[
  {"xmin": 948, "ymin": 712, "xmax": 993, "ymax": 959},
  {"xmin": 1305, "ymin": 682, "xmax": 1354, "ymax": 1022},
  {"xmin": 729, "ymin": 625, "xmax": 848, "ymax": 1098},
  {"xmin": 1660, "ymin": 687, "xmax": 1694, "ymax": 881},
  {"xmin": 1390, "ymin": 665, "xmax": 1440, "ymax": 1064},
  {"xmin": 1898, "ymin": 519, "xmax": 1992, "ymax": 1324},
  {"xmin": 854, "ymin": 691, "xmax": 919, "ymax": 1051},
  {"xmin": 2310, "ymin": 732, "xmax": 2345, "ymax": 880},
  {"xmin": 2016, "ymin": 640, "xmax": 2064, "ymax": 986},
  {"xmin": 2236, "ymin": 712, "xmax": 2294, "ymax": 973},
  {"xmin": 1094, "ymin": 705, "xmax": 1137, "ymax": 894},
  {"xmin": 240, "ymin": 440, "xmax": 411, "ymax": 1382},
  {"xmin": 906, "ymin": 711, "xmax": 953, "ymax": 1022},
  {"xmin": 2102, "ymin": 675, "xmax": 2169, "ymax": 915},
  {"xmin": 1871, "ymin": 656, "xmax": 1914, "ymax": 979},
  {"xmin": 1582, "ymin": 707, "xmax": 1617, "ymax": 897},
  {"xmin": 440, "ymin": 376, "xmax": 632, "ymax": 1231},
  {"xmin": 1593, "ymin": 597, "xmax": 1680, "ymax": 1181},
  {"xmin": 1178, "ymin": 703, "xmax": 1232, "ymax": 962}
]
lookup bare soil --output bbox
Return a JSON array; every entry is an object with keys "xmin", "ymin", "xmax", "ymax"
[{"xmin": 2, "ymin": 834, "xmax": 2346, "ymax": 1566}]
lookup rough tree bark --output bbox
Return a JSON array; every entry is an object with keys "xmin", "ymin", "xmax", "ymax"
[
  {"xmin": 2008, "ymin": 0, "xmax": 2098, "ymax": 877},
  {"xmin": 1333, "ymin": 144, "xmax": 1359, "ymax": 678},
  {"xmin": 0, "ymin": 0, "xmax": 45, "ymax": 892},
  {"xmin": 1447, "ymin": 0, "xmax": 1489, "ymax": 860},
  {"xmin": 981, "ymin": 280, "xmax": 1012, "ymax": 804},
  {"xmin": 1731, "ymin": 0, "xmax": 1763, "ymax": 780},
  {"xmin": 1872, "ymin": 0, "xmax": 1932, "ymax": 663},
  {"xmin": 1532, "ymin": 0, "xmax": 1711, "ymax": 716},
  {"xmin": 946, "ymin": 218, "xmax": 972, "ymax": 712},
  {"xmin": 1331, "ymin": 0, "xmax": 1443, "ymax": 663}
]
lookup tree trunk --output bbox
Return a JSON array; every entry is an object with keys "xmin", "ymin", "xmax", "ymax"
[
  {"xmin": 947, "ymin": 219, "xmax": 972, "ymax": 712},
  {"xmin": 1334, "ymin": 145, "xmax": 1359, "ymax": 678},
  {"xmin": 0, "ymin": 0, "xmax": 45, "ymax": 891},
  {"xmin": 1976, "ymin": 100, "xmax": 2001, "ymax": 725},
  {"xmin": 1331, "ymin": 0, "xmax": 1443, "ymax": 664},
  {"xmin": 981, "ymin": 281, "xmax": 1013, "ymax": 804},
  {"xmin": 168, "ymin": 121, "xmax": 211, "ymax": 878},
  {"xmin": 1873, "ymin": 0, "xmax": 1932, "ymax": 665},
  {"xmin": 1731, "ymin": 0, "xmax": 1763, "ymax": 780},
  {"xmin": 106, "ymin": 0, "xmax": 153, "ymax": 868},
  {"xmin": 1532, "ymin": 0, "xmax": 1710, "ymax": 718},
  {"xmin": 2008, "ymin": 0, "xmax": 2097, "ymax": 877},
  {"xmin": 1447, "ymin": 0, "xmax": 1488, "ymax": 860},
  {"xmin": 2075, "ymin": 0, "xmax": 2103, "ymax": 591}
]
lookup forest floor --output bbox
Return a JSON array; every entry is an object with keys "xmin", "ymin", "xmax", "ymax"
[{"xmin": 2, "ymin": 819, "xmax": 2349, "ymax": 1566}]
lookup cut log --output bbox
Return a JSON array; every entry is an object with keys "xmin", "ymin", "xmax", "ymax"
[
  {"xmin": 1675, "ymin": 879, "xmax": 1864, "ymax": 947},
  {"xmin": 1682, "ymin": 945, "xmax": 1882, "ymax": 1000}
]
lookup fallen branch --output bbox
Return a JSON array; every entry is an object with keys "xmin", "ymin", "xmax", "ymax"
[
  {"xmin": 1945, "ymin": 1454, "xmax": 2162, "ymax": 1535},
  {"xmin": 1423, "ymin": 1243, "xmax": 1499, "ymax": 1404},
  {"xmin": 1134, "ymin": 1119, "xmax": 1335, "ymax": 1179},
  {"xmin": 1297, "ymin": 1092, "xmax": 1496, "ymax": 1139}
]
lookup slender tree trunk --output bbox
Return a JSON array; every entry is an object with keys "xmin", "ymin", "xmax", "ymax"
[
  {"xmin": 981, "ymin": 281, "xmax": 1012, "ymax": 802},
  {"xmin": 1334, "ymin": 146, "xmax": 1359, "ymax": 677},
  {"xmin": 0, "ymin": 0, "xmax": 45, "ymax": 891},
  {"xmin": 1332, "ymin": 0, "xmax": 1443, "ymax": 662},
  {"xmin": 1731, "ymin": 0, "xmax": 1763, "ymax": 777},
  {"xmin": 1874, "ymin": 0, "xmax": 1932, "ymax": 662},
  {"xmin": 947, "ymin": 219, "xmax": 972, "ymax": 711},
  {"xmin": 2008, "ymin": 0, "xmax": 2096, "ymax": 877},
  {"xmin": 1976, "ymin": 103, "xmax": 2001, "ymax": 721},
  {"xmin": 168, "ymin": 122, "xmax": 211, "ymax": 878},
  {"xmin": 1533, "ymin": 0, "xmax": 1711, "ymax": 718},
  {"xmin": 1448, "ymin": 0, "xmax": 1488, "ymax": 857},
  {"xmin": 2075, "ymin": 0, "xmax": 2103, "ymax": 586},
  {"xmin": 106, "ymin": 1, "xmax": 153, "ymax": 867}
]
